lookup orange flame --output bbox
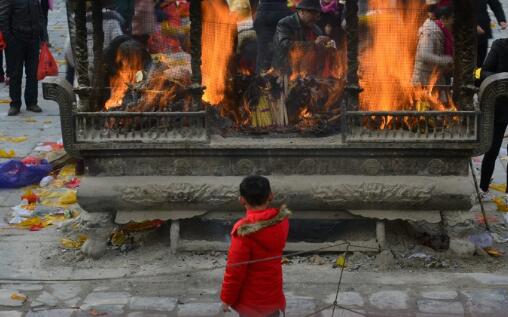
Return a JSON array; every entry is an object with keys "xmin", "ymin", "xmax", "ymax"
[
  {"xmin": 105, "ymin": 50, "xmax": 143, "ymax": 110},
  {"xmin": 359, "ymin": 0, "xmax": 451, "ymax": 111},
  {"xmin": 201, "ymin": 0, "xmax": 238, "ymax": 105}
]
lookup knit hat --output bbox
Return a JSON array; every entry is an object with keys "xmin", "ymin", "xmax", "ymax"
[{"xmin": 296, "ymin": 0, "xmax": 322, "ymax": 12}]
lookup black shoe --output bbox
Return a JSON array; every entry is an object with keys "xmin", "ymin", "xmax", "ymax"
[
  {"xmin": 8, "ymin": 106, "xmax": 20, "ymax": 116},
  {"xmin": 26, "ymin": 104, "xmax": 42, "ymax": 112}
]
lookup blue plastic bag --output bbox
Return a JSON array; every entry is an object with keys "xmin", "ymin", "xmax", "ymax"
[{"xmin": 0, "ymin": 160, "xmax": 52, "ymax": 188}]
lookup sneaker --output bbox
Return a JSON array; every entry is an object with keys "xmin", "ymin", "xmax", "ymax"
[
  {"xmin": 7, "ymin": 106, "xmax": 20, "ymax": 116},
  {"xmin": 5, "ymin": 76, "xmax": 9, "ymax": 85},
  {"xmin": 26, "ymin": 104, "xmax": 42, "ymax": 113},
  {"xmin": 479, "ymin": 190, "xmax": 494, "ymax": 202}
]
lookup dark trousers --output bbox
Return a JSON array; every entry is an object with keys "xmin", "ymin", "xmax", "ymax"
[
  {"xmin": 477, "ymin": 35, "xmax": 489, "ymax": 67},
  {"xmin": 7, "ymin": 38, "xmax": 40, "ymax": 108},
  {"xmin": 41, "ymin": 0, "xmax": 50, "ymax": 41},
  {"xmin": 480, "ymin": 121, "xmax": 508, "ymax": 192},
  {"xmin": 254, "ymin": 3, "xmax": 291, "ymax": 74}
]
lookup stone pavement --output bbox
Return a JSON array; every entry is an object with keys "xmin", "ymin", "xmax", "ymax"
[{"xmin": 1, "ymin": 271, "xmax": 508, "ymax": 316}]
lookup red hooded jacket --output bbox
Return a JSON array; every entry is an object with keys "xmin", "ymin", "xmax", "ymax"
[{"xmin": 221, "ymin": 206, "xmax": 291, "ymax": 317}]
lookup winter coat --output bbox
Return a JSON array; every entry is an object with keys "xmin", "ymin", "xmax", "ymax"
[
  {"xmin": 221, "ymin": 206, "xmax": 291, "ymax": 317},
  {"xmin": 272, "ymin": 13, "xmax": 323, "ymax": 73},
  {"xmin": 132, "ymin": 0, "xmax": 156, "ymax": 36},
  {"xmin": 475, "ymin": 0, "xmax": 506, "ymax": 39},
  {"xmin": 65, "ymin": 10, "xmax": 124, "ymax": 75},
  {"xmin": 412, "ymin": 18, "xmax": 452, "ymax": 86},
  {"xmin": 0, "ymin": 0, "xmax": 46, "ymax": 42},
  {"xmin": 481, "ymin": 39, "xmax": 508, "ymax": 123}
]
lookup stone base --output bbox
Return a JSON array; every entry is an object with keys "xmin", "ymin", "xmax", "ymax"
[{"xmin": 78, "ymin": 175, "xmax": 474, "ymax": 217}]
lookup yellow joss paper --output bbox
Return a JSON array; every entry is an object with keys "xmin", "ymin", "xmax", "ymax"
[
  {"xmin": 493, "ymin": 197, "xmax": 508, "ymax": 212},
  {"xmin": 58, "ymin": 164, "xmax": 76, "ymax": 178},
  {"xmin": 0, "ymin": 149, "xmax": 15, "ymax": 158},
  {"xmin": 60, "ymin": 235, "xmax": 88, "ymax": 249},
  {"xmin": 58, "ymin": 190, "xmax": 77, "ymax": 205},
  {"xmin": 489, "ymin": 183, "xmax": 506, "ymax": 193}
]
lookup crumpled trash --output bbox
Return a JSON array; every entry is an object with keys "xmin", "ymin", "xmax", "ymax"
[
  {"xmin": 483, "ymin": 247, "xmax": 504, "ymax": 257},
  {"xmin": 493, "ymin": 197, "xmax": 508, "ymax": 212},
  {"xmin": 0, "ymin": 135, "xmax": 27, "ymax": 143},
  {"xmin": 121, "ymin": 219, "xmax": 164, "ymax": 232},
  {"xmin": 489, "ymin": 183, "xmax": 506, "ymax": 193},
  {"xmin": 407, "ymin": 252, "xmax": 432, "ymax": 260},
  {"xmin": 469, "ymin": 232, "xmax": 494, "ymax": 248},
  {"xmin": 8, "ymin": 216, "xmax": 24, "ymax": 225},
  {"xmin": 0, "ymin": 149, "xmax": 15, "ymax": 158},
  {"xmin": 60, "ymin": 235, "xmax": 88, "ymax": 249},
  {"xmin": 34, "ymin": 141, "xmax": 64, "ymax": 152},
  {"xmin": 11, "ymin": 204, "xmax": 33, "ymax": 218},
  {"xmin": 32, "ymin": 205, "xmax": 63, "ymax": 217},
  {"xmin": 58, "ymin": 164, "xmax": 76, "ymax": 178},
  {"xmin": 64, "ymin": 178, "xmax": 80, "ymax": 189},
  {"xmin": 491, "ymin": 232, "xmax": 508, "ymax": 243},
  {"xmin": 10, "ymin": 292, "xmax": 27, "ymax": 302},
  {"xmin": 21, "ymin": 190, "xmax": 39, "ymax": 204},
  {"xmin": 58, "ymin": 190, "xmax": 77, "ymax": 205},
  {"xmin": 39, "ymin": 175, "xmax": 54, "ymax": 187},
  {"xmin": 0, "ymin": 159, "xmax": 52, "ymax": 188}
]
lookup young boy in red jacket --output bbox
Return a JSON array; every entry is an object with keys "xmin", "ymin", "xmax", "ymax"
[{"xmin": 221, "ymin": 175, "xmax": 291, "ymax": 317}]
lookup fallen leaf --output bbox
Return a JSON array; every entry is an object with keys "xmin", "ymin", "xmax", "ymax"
[
  {"xmin": 484, "ymin": 247, "xmax": 504, "ymax": 257},
  {"xmin": 10, "ymin": 293, "xmax": 27, "ymax": 302}
]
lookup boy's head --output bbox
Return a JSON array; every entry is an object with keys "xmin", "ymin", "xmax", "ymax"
[{"xmin": 239, "ymin": 175, "xmax": 273, "ymax": 209}]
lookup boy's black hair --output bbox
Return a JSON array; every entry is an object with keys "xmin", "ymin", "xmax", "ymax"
[{"xmin": 239, "ymin": 175, "xmax": 272, "ymax": 206}]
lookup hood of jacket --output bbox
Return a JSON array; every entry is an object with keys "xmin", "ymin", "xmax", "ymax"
[
  {"xmin": 418, "ymin": 18, "xmax": 443, "ymax": 40},
  {"xmin": 233, "ymin": 205, "xmax": 291, "ymax": 237}
]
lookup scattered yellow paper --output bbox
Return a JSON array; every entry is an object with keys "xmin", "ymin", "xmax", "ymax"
[
  {"xmin": 336, "ymin": 255, "xmax": 346, "ymax": 268},
  {"xmin": 0, "ymin": 99, "xmax": 11, "ymax": 104},
  {"xmin": 10, "ymin": 293, "xmax": 27, "ymax": 302},
  {"xmin": 0, "ymin": 135, "xmax": 27, "ymax": 143},
  {"xmin": 60, "ymin": 235, "xmax": 88, "ymax": 249},
  {"xmin": 493, "ymin": 197, "xmax": 508, "ymax": 212},
  {"xmin": 59, "ymin": 190, "xmax": 77, "ymax": 205},
  {"xmin": 489, "ymin": 183, "xmax": 506, "ymax": 193},
  {"xmin": 59, "ymin": 164, "xmax": 76, "ymax": 178},
  {"xmin": 0, "ymin": 149, "xmax": 15, "ymax": 158}
]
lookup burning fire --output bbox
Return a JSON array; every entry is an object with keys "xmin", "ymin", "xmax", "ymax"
[
  {"xmin": 359, "ymin": 0, "xmax": 453, "ymax": 112},
  {"xmin": 105, "ymin": 48, "xmax": 143, "ymax": 110},
  {"xmin": 201, "ymin": 0, "xmax": 238, "ymax": 105}
]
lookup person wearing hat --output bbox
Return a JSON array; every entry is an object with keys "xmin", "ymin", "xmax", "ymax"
[{"xmin": 272, "ymin": 0, "xmax": 331, "ymax": 74}]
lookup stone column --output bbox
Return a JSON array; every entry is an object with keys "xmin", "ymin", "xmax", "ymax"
[
  {"xmin": 345, "ymin": 0, "xmax": 361, "ymax": 111},
  {"xmin": 90, "ymin": 1, "xmax": 104, "ymax": 112},
  {"xmin": 190, "ymin": 0, "xmax": 204, "ymax": 111},
  {"xmin": 73, "ymin": 0, "xmax": 92, "ymax": 111},
  {"xmin": 452, "ymin": 0, "xmax": 476, "ymax": 110}
]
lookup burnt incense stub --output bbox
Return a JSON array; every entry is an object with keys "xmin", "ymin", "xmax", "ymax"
[{"xmin": 42, "ymin": 0, "xmax": 506, "ymax": 255}]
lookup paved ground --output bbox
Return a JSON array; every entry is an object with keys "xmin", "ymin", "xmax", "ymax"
[{"xmin": 1, "ymin": 1, "xmax": 508, "ymax": 316}]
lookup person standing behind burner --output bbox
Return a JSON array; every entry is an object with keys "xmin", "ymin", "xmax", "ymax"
[
  {"xmin": 412, "ymin": 6, "xmax": 454, "ymax": 87},
  {"xmin": 0, "ymin": 0, "xmax": 47, "ymax": 116},
  {"xmin": 475, "ymin": 0, "xmax": 506, "ymax": 67},
  {"xmin": 477, "ymin": 37, "xmax": 508, "ymax": 201},
  {"xmin": 317, "ymin": 0, "xmax": 344, "ymax": 46},
  {"xmin": 253, "ymin": 0, "xmax": 292, "ymax": 74},
  {"xmin": 272, "ymin": 0, "xmax": 330, "ymax": 75}
]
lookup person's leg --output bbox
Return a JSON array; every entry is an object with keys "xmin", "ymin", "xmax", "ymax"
[
  {"xmin": 24, "ymin": 39, "xmax": 41, "ymax": 111},
  {"xmin": 41, "ymin": 0, "xmax": 50, "ymax": 42},
  {"xmin": 480, "ymin": 121, "xmax": 508, "ymax": 191},
  {"xmin": 0, "ymin": 50, "xmax": 4, "ymax": 79},
  {"xmin": 7, "ymin": 38, "xmax": 25, "ymax": 114},
  {"xmin": 66, "ymin": 64, "xmax": 75, "ymax": 85},
  {"xmin": 477, "ymin": 35, "xmax": 489, "ymax": 67}
]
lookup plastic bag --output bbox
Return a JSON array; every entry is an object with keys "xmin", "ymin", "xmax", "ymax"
[
  {"xmin": 0, "ymin": 160, "xmax": 52, "ymax": 188},
  {"xmin": 37, "ymin": 42, "xmax": 58, "ymax": 80},
  {"xmin": 0, "ymin": 32, "xmax": 6, "ymax": 50}
]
